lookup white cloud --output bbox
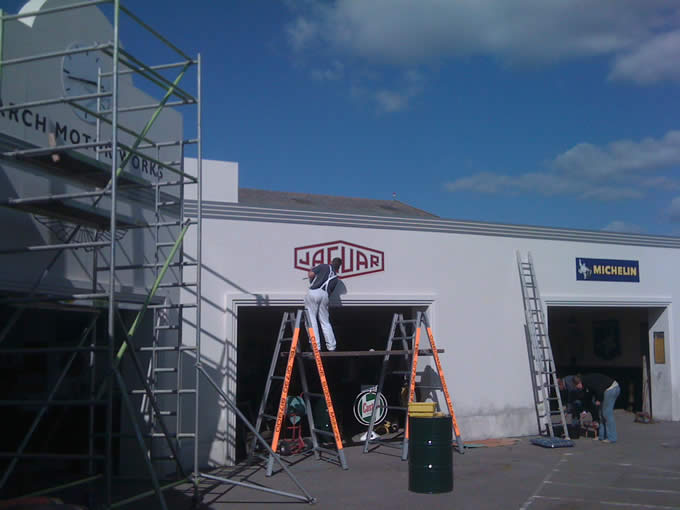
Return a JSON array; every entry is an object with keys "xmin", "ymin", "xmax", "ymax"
[
  {"xmin": 445, "ymin": 130, "xmax": 680, "ymax": 200},
  {"xmin": 288, "ymin": 0, "xmax": 670, "ymax": 62},
  {"xmin": 372, "ymin": 69, "xmax": 425, "ymax": 113},
  {"xmin": 553, "ymin": 131, "xmax": 680, "ymax": 178},
  {"xmin": 287, "ymin": 16, "xmax": 319, "ymax": 51},
  {"xmin": 602, "ymin": 221, "xmax": 643, "ymax": 233},
  {"xmin": 286, "ymin": 1, "xmax": 680, "ymax": 86},
  {"xmin": 375, "ymin": 90, "xmax": 408, "ymax": 113},
  {"xmin": 609, "ymin": 30, "xmax": 680, "ymax": 84},
  {"xmin": 311, "ymin": 60, "xmax": 344, "ymax": 81}
]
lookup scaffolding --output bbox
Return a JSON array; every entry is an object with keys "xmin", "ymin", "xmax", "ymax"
[{"xmin": 0, "ymin": 1, "xmax": 202, "ymax": 508}]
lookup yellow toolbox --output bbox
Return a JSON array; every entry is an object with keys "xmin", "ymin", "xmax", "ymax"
[{"xmin": 408, "ymin": 401, "xmax": 436, "ymax": 417}]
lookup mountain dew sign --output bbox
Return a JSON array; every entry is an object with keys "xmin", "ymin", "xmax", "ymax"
[{"xmin": 353, "ymin": 387, "xmax": 388, "ymax": 426}]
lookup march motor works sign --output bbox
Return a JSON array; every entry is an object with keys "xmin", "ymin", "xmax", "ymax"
[{"xmin": 295, "ymin": 241, "xmax": 385, "ymax": 278}]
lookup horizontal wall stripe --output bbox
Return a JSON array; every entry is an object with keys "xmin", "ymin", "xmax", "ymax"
[{"xmin": 184, "ymin": 200, "xmax": 680, "ymax": 249}]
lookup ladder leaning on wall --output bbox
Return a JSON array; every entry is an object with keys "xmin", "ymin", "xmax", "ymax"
[{"xmin": 517, "ymin": 251, "xmax": 570, "ymax": 439}]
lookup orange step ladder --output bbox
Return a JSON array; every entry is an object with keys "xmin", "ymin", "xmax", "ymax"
[
  {"xmin": 250, "ymin": 310, "xmax": 348, "ymax": 475},
  {"xmin": 363, "ymin": 311, "xmax": 464, "ymax": 458}
]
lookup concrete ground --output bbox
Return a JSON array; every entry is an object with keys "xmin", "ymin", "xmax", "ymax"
[{"xmin": 163, "ymin": 410, "xmax": 680, "ymax": 509}]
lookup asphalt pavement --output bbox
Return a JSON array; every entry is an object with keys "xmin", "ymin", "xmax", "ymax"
[{"xmin": 160, "ymin": 409, "xmax": 680, "ymax": 510}]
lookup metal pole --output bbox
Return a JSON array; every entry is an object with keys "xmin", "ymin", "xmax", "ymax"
[
  {"xmin": 0, "ymin": 241, "xmax": 110, "ymax": 255},
  {"xmin": 0, "ymin": 42, "xmax": 112, "ymax": 67},
  {"xmin": 196, "ymin": 365, "xmax": 315, "ymax": 504},
  {"xmin": 113, "ymin": 369, "xmax": 169, "ymax": 510},
  {"xmin": 114, "ymin": 310, "xmax": 186, "ymax": 479},
  {"xmin": 20, "ymin": 475, "xmax": 103, "ymax": 498},
  {"xmin": 118, "ymin": 5, "xmax": 193, "ymax": 60},
  {"xmin": 176, "ymin": 140, "xmax": 185, "ymax": 480},
  {"xmin": 101, "ymin": 59, "xmax": 196, "ymax": 78},
  {"xmin": 193, "ymin": 52, "xmax": 202, "ymax": 504},
  {"xmin": 112, "ymin": 47, "xmax": 194, "ymax": 102},
  {"xmin": 106, "ymin": 1, "xmax": 121, "ymax": 505},
  {"xmin": 0, "ymin": 92, "xmax": 110, "ymax": 114},
  {"xmin": 0, "ymin": 9, "xmax": 5, "ymax": 95}
]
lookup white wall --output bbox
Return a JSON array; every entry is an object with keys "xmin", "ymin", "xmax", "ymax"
[
  {"xmin": 184, "ymin": 161, "xmax": 680, "ymax": 467},
  {"xmin": 649, "ymin": 307, "xmax": 673, "ymax": 419}
]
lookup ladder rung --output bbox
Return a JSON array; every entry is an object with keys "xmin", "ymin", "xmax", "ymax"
[
  {"xmin": 138, "ymin": 345, "xmax": 196, "ymax": 352},
  {"xmin": 131, "ymin": 389, "xmax": 196, "ymax": 395},
  {"xmin": 154, "ymin": 368, "xmax": 177, "ymax": 373},
  {"xmin": 158, "ymin": 282, "xmax": 196, "ymax": 288},
  {"xmin": 314, "ymin": 446, "xmax": 341, "ymax": 456},
  {"xmin": 148, "ymin": 432, "xmax": 195, "ymax": 439},
  {"xmin": 261, "ymin": 413, "xmax": 277, "ymax": 421},
  {"xmin": 158, "ymin": 201, "xmax": 179, "ymax": 207},
  {"xmin": 155, "ymin": 325, "xmax": 180, "ymax": 330},
  {"xmin": 148, "ymin": 219, "xmax": 197, "ymax": 228},
  {"xmin": 95, "ymin": 262, "xmax": 196, "ymax": 271},
  {"xmin": 304, "ymin": 392, "xmax": 324, "ymax": 399},
  {"xmin": 270, "ymin": 375, "xmax": 284, "ymax": 381},
  {"xmin": 151, "ymin": 456, "xmax": 176, "ymax": 461},
  {"xmin": 156, "ymin": 242, "xmax": 177, "ymax": 248},
  {"xmin": 312, "ymin": 428, "xmax": 334, "ymax": 437},
  {"xmin": 149, "ymin": 303, "xmax": 197, "ymax": 310}
]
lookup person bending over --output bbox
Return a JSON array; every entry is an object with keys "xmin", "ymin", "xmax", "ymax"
[
  {"xmin": 572, "ymin": 373, "xmax": 620, "ymax": 443},
  {"xmin": 304, "ymin": 257, "xmax": 342, "ymax": 351}
]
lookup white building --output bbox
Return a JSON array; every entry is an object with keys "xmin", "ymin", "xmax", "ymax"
[
  {"xmin": 186, "ymin": 158, "xmax": 679, "ymax": 465},
  {"xmin": 2, "ymin": 0, "xmax": 679, "ymax": 494}
]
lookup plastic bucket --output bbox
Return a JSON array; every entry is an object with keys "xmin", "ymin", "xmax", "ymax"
[{"xmin": 408, "ymin": 416, "xmax": 453, "ymax": 493}]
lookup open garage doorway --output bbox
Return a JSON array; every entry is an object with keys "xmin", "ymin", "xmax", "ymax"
[
  {"xmin": 235, "ymin": 305, "xmax": 420, "ymax": 461},
  {"xmin": 547, "ymin": 306, "xmax": 661, "ymax": 414}
]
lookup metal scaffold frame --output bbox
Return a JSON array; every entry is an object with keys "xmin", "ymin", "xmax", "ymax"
[{"xmin": 0, "ymin": 1, "xmax": 203, "ymax": 508}]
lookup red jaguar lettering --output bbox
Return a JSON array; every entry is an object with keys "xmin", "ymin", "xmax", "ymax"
[{"xmin": 294, "ymin": 241, "xmax": 385, "ymax": 279}]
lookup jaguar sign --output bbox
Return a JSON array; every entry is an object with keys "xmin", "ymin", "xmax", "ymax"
[{"xmin": 294, "ymin": 240, "xmax": 384, "ymax": 278}]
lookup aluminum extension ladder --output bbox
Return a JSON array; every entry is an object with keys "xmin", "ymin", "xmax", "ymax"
[
  {"xmin": 363, "ymin": 311, "xmax": 464, "ymax": 459},
  {"xmin": 134, "ymin": 179, "xmax": 197, "ymax": 472},
  {"xmin": 517, "ymin": 251, "xmax": 570, "ymax": 439},
  {"xmin": 251, "ymin": 310, "xmax": 348, "ymax": 476}
]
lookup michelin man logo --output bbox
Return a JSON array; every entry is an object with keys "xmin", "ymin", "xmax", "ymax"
[{"xmin": 578, "ymin": 259, "xmax": 592, "ymax": 279}]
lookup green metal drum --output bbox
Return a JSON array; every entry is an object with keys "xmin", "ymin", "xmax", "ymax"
[{"xmin": 408, "ymin": 416, "xmax": 453, "ymax": 493}]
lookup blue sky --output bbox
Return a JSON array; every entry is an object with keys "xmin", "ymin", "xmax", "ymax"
[{"xmin": 7, "ymin": 1, "xmax": 680, "ymax": 235}]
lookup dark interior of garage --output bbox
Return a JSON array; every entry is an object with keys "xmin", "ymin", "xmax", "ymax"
[
  {"xmin": 548, "ymin": 306, "xmax": 652, "ymax": 414},
  {"xmin": 235, "ymin": 305, "xmax": 419, "ymax": 461}
]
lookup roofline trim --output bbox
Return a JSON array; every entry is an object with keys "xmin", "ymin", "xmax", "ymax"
[{"xmin": 184, "ymin": 200, "xmax": 680, "ymax": 249}]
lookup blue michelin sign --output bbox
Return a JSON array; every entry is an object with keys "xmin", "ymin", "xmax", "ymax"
[{"xmin": 576, "ymin": 258, "xmax": 639, "ymax": 282}]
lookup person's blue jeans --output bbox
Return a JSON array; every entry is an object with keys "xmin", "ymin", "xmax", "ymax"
[
  {"xmin": 568, "ymin": 400, "xmax": 583, "ymax": 425},
  {"xmin": 599, "ymin": 383, "xmax": 620, "ymax": 442}
]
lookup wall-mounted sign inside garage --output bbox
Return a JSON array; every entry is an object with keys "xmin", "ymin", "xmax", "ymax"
[
  {"xmin": 295, "ymin": 240, "xmax": 385, "ymax": 278},
  {"xmin": 576, "ymin": 257, "xmax": 639, "ymax": 282}
]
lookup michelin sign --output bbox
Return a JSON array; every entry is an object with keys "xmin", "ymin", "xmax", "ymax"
[{"xmin": 576, "ymin": 258, "xmax": 639, "ymax": 282}]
